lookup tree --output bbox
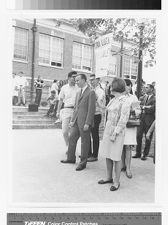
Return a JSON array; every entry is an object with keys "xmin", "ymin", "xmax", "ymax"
[{"xmin": 69, "ymin": 18, "xmax": 156, "ymax": 67}]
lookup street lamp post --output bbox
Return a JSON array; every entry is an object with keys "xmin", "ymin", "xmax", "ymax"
[
  {"xmin": 119, "ymin": 36, "xmax": 124, "ymax": 78},
  {"xmin": 30, "ymin": 18, "xmax": 37, "ymax": 103},
  {"xmin": 137, "ymin": 23, "xmax": 145, "ymax": 99}
]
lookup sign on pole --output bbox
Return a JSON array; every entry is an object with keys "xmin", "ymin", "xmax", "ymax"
[{"xmin": 94, "ymin": 33, "xmax": 119, "ymax": 78}]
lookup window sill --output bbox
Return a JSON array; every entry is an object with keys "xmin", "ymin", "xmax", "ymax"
[
  {"xmin": 39, "ymin": 63, "xmax": 64, "ymax": 69},
  {"xmin": 13, "ymin": 59, "xmax": 28, "ymax": 64},
  {"xmin": 72, "ymin": 68, "xmax": 93, "ymax": 74}
]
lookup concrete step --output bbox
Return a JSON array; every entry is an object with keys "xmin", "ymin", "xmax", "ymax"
[
  {"xmin": 13, "ymin": 112, "xmax": 48, "ymax": 117},
  {"xmin": 13, "ymin": 123, "xmax": 62, "ymax": 129},
  {"xmin": 13, "ymin": 119, "xmax": 56, "ymax": 125},
  {"xmin": 13, "ymin": 115, "xmax": 55, "ymax": 120},
  {"xmin": 13, "ymin": 106, "xmax": 49, "ymax": 113},
  {"xmin": 13, "ymin": 112, "xmax": 49, "ymax": 117}
]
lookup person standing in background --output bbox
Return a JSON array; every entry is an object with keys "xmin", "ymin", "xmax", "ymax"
[
  {"xmin": 133, "ymin": 84, "xmax": 155, "ymax": 160},
  {"xmin": 121, "ymin": 79, "xmax": 141, "ymax": 179},
  {"xmin": 87, "ymin": 74, "xmax": 106, "ymax": 162},
  {"xmin": 50, "ymin": 80, "xmax": 59, "ymax": 116},
  {"xmin": 17, "ymin": 71, "xmax": 28, "ymax": 106},
  {"xmin": 12, "ymin": 73, "xmax": 18, "ymax": 106},
  {"xmin": 34, "ymin": 75, "xmax": 45, "ymax": 106}
]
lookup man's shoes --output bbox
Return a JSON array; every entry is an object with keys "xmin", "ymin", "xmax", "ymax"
[
  {"xmin": 87, "ymin": 156, "xmax": 98, "ymax": 162},
  {"xmin": 132, "ymin": 154, "xmax": 141, "ymax": 158},
  {"xmin": 141, "ymin": 155, "xmax": 147, "ymax": 160},
  {"xmin": 76, "ymin": 163, "xmax": 86, "ymax": 171},
  {"xmin": 98, "ymin": 179, "xmax": 113, "ymax": 184},
  {"xmin": 60, "ymin": 159, "xmax": 75, "ymax": 164}
]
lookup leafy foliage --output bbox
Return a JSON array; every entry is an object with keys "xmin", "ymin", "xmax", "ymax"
[{"xmin": 69, "ymin": 18, "xmax": 156, "ymax": 67}]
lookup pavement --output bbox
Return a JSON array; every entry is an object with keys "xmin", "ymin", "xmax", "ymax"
[{"xmin": 11, "ymin": 129, "xmax": 155, "ymax": 204}]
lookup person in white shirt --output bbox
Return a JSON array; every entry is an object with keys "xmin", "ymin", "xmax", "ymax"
[
  {"xmin": 56, "ymin": 71, "xmax": 79, "ymax": 148},
  {"xmin": 88, "ymin": 74, "xmax": 106, "ymax": 162},
  {"xmin": 12, "ymin": 73, "xmax": 18, "ymax": 105},
  {"xmin": 50, "ymin": 79, "xmax": 59, "ymax": 115},
  {"xmin": 17, "ymin": 71, "xmax": 28, "ymax": 106}
]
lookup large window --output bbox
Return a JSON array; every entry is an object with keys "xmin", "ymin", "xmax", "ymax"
[
  {"xmin": 14, "ymin": 27, "xmax": 28, "ymax": 61},
  {"xmin": 123, "ymin": 55, "xmax": 138, "ymax": 80},
  {"xmin": 39, "ymin": 33, "xmax": 64, "ymax": 68},
  {"xmin": 72, "ymin": 42, "xmax": 93, "ymax": 72}
]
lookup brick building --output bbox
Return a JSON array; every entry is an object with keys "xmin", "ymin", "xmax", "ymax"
[{"xmin": 12, "ymin": 18, "xmax": 138, "ymax": 104}]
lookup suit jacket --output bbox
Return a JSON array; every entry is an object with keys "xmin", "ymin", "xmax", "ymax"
[
  {"xmin": 71, "ymin": 86, "xmax": 96, "ymax": 128},
  {"xmin": 140, "ymin": 94, "xmax": 155, "ymax": 127}
]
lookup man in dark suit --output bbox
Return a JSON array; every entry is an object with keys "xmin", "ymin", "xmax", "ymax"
[
  {"xmin": 133, "ymin": 84, "xmax": 155, "ymax": 160},
  {"xmin": 61, "ymin": 74, "xmax": 96, "ymax": 171}
]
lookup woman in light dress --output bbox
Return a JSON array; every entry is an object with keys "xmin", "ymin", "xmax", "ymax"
[
  {"xmin": 121, "ymin": 79, "xmax": 141, "ymax": 179},
  {"xmin": 98, "ymin": 78, "xmax": 131, "ymax": 191}
]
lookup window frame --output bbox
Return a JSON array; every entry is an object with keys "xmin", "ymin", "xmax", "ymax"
[
  {"xmin": 123, "ymin": 55, "xmax": 138, "ymax": 80},
  {"xmin": 13, "ymin": 26, "xmax": 29, "ymax": 63},
  {"xmin": 72, "ymin": 41, "xmax": 93, "ymax": 73},
  {"xmin": 38, "ymin": 33, "xmax": 64, "ymax": 69}
]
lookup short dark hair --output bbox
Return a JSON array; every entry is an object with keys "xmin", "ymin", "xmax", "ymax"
[
  {"xmin": 78, "ymin": 73, "xmax": 87, "ymax": 82},
  {"xmin": 51, "ymin": 90, "xmax": 56, "ymax": 94},
  {"xmin": 148, "ymin": 84, "xmax": 154, "ymax": 90},
  {"xmin": 124, "ymin": 78, "xmax": 132, "ymax": 87},
  {"xmin": 68, "ymin": 71, "xmax": 77, "ymax": 78},
  {"xmin": 53, "ymin": 79, "xmax": 57, "ymax": 83},
  {"xmin": 18, "ymin": 71, "xmax": 23, "ymax": 74},
  {"xmin": 112, "ymin": 78, "xmax": 126, "ymax": 93},
  {"xmin": 90, "ymin": 74, "xmax": 96, "ymax": 79}
]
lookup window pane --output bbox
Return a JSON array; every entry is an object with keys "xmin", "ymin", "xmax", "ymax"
[
  {"xmin": 39, "ymin": 34, "xmax": 50, "ymax": 64},
  {"xmin": 123, "ymin": 55, "xmax": 131, "ymax": 78},
  {"xmin": 14, "ymin": 27, "xmax": 28, "ymax": 61},
  {"xmin": 72, "ymin": 43, "xmax": 82, "ymax": 70},
  {"xmin": 131, "ymin": 57, "xmax": 138, "ymax": 79},
  {"xmin": 82, "ymin": 45, "xmax": 92, "ymax": 71},
  {"xmin": 51, "ymin": 37, "xmax": 63, "ymax": 67}
]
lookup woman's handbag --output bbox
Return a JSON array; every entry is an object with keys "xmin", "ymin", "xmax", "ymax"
[
  {"xmin": 126, "ymin": 111, "xmax": 140, "ymax": 128},
  {"xmin": 126, "ymin": 118, "xmax": 140, "ymax": 128}
]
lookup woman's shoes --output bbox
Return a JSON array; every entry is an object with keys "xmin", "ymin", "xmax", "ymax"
[
  {"xmin": 98, "ymin": 179, "xmax": 113, "ymax": 184},
  {"xmin": 121, "ymin": 166, "xmax": 126, "ymax": 172},
  {"xmin": 126, "ymin": 170, "xmax": 132, "ymax": 179},
  {"xmin": 110, "ymin": 183, "xmax": 120, "ymax": 191}
]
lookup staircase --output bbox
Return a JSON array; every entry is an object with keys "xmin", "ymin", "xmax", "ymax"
[{"xmin": 13, "ymin": 106, "xmax": 61, "ymax": 129}]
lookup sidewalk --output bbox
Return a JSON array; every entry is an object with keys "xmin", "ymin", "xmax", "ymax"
[{"xmin": 12, "ymin": 129, "xmax": 155, "ymax": 204}]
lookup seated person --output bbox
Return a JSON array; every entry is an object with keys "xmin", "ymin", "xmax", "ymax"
[{"xmin": 46, "ymin": 90, "xmax": 57, "ymax": 117}]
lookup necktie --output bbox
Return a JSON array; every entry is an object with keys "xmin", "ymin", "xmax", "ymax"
[
  {"xmin": 79, "ymin": 88, "xmax": 83, "ymax": 98},
  {"xmin": 145, "ymin": 95, "xmax": 149, "ymax": 105}
]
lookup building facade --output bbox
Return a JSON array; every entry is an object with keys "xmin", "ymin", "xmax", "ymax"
[{"xmin": 12, "ymin": 18, "xmax": 138, "ymax": 104}]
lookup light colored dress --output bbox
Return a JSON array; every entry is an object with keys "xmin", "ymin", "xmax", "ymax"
[
  {"xmin": 100, "ymin": 95, "xmax": 131, "ymax": 161},
  {"xmin": 124, "ymin": 94, "xmax": 141, "ymax": 145}
]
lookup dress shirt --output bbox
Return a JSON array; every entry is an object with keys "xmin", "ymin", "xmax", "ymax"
[{"xmin": 81, "ymin": 85, "xmax": 88, "ymax": 95}]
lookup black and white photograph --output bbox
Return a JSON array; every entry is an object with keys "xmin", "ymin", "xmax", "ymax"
[{"xmin": 11, "ymin": 17, "xmax": 156, "ymax": 204}]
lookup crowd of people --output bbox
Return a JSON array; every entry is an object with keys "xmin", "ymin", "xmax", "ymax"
[
  {"xmin": 12, "ymin": 72, "xmax": 66, "ymax": 108},
  {"xmin": 12, "ymin": 70, "xmax": 156, "ymax": 191},
  {"xmin": 56, "ymin": 71, "xmax": 156, "ymax": 191}
]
